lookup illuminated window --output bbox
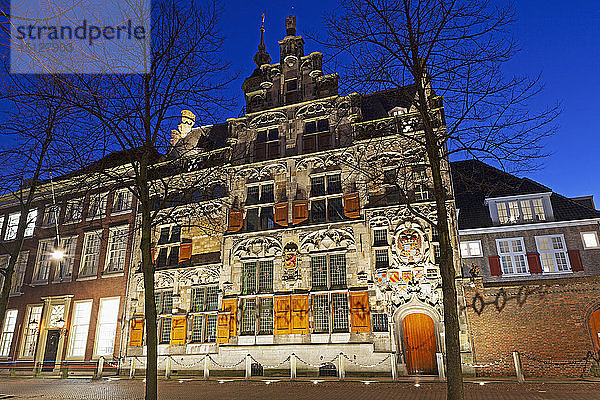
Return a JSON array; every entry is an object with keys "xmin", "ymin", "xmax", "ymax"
[
  {"xmin": 105, "ymin": 226, "xmax": 128, "ymax": 273},
  {"xmin": 33, "ymin": 239, "xmax": 54, "ymax": 282},
  {"xmin": 536, "ymin": 235, "xmax": 570, "ymax": 273},
  {"xmin": 460, "ymin": 241, "xmax": 483, "ymax": 258},
  {"xmin": 94, "ymin": 297, "xmax": 120, "ymax": 356},
  {"xmin": 56, "ymin": 237, "xmax": 77, "ymax": 281},
  {"xmin": 582, "ymin": 232, "xmax": 600, "ymax": 249},
  {"xmin": 496, "ymin": 238, "xmax": 528, "ymax": 275},
  {"xmin": 68, "ymin": 300, "xmax": 92, "ymax": 357},
  {"xmin": 0, "ymin": 309, "xmax": 18, "ymax": 357},
  {"xmin": 80, "ymin": 231, "xmax": 102, "ymax": 277},
  {"xmin": 22, "ymin": 305, "xmax": 42, "ymax": 357},
  {"xmin": 495, "ymin": 198, "xmax": 546, "ymax": 224}
]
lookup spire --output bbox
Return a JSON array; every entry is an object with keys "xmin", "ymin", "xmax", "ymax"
[{"xmin": 253, "ymin": 12, "xmax": 272, "ymax": 67}]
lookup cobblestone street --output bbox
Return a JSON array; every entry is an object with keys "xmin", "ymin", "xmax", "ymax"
[{"xmin": 0, "ymin": 378, "xmax": 599, "ymax": 400}]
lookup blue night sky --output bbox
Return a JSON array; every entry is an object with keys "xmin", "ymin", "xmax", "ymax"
[{"xmin": 219, "ymin": 0, "xmax": 600, "ymax": 204}]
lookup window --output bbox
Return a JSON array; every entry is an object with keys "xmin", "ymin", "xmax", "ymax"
[
  {"xmin": 310, "ymin": 174, "xmax": 344, "ymax": 223},
  {"xmin": 64, "ymin": 198, "xmax": 83, "ymax": 223},
  {"xmin": 286, "ymin": 79, "xmax": 298, "ymax": 92},
  {"xmin": 190, "ymin": 286, "xmax": 218, "ymax": 343},
  {"xmin": 43, "ymin": 205, "xmax": 60, "ymax": 226},
  {"xmin": 204, "ymin": 314, "xmax": 217, "ymax": 342},
  {"xmin": 24, "ymin": 210, "xmax": 37, "ymax": 237},
  {"xmin": 413, "ymin": 168, "xmax": 429, "ymax": 201},
  {"xmin": 80, "ymin": 231, "xmax": 102, "ymax": 277},
  {"xmin": 33, "ymin": 239, "xmax": 54, "ymax": 282},
  {"xmin": 313, "ymin": 294, "xmax": 330, "ymax": 333},
  {"xmin": 155, "ymin": 291, "xmax": 173, "ymax": 315},
  {"xmin": 4, "ymin": 210, "xmax": 35, "ymax": 240},
  {"xmin": 11, "ymin": 251, "xmax": 29, "ymax": 292},
  {"xmin": 56, "ymin": 237, "xmax": 77, "ymax": 281},
  {"xmin": 258, "ymin": 297, "xmax": 273, "ymax": 334},
  {"xmin": 383, "ymin": 168, "xmax": 397, "ymax": 185},
  {"xmin": 191, "ymin": 315, "xmax": 203, "ymax": 342},
  {"xmin": 536, "ymin": 235, "xmax": 570, "ymax": 273},
  {"xmin": 191, "ymin": 286, "xmax": 218, "ymax": 312},
  {"xmin": 0, "ymin": 309, "xmax": 18, "ymax": 357},
  {"xmin": 68, "ymin": 301, "xmax": 92, "ymax": 357},
  {"xmin": 495, "ymin": 198, "xmax": 546, "ymax": 224},
  {"xmin": 303, "ymin": 118, "xmax": 331, "ymax": 153},
  {"xmin": 582, "ymin": 232, "xmax": 600, "ymax": 249},
  {"xmin": 311, "ymin": 253, "xmax": 347, "ymax": 290},
  {"xmin": 241, "ymin": 298, "xmax": 257, "ymax": 335},
  {"xmin": 23, "ymin": 305, "xmax": 42, "ymax": 357},
  {"xmin": 375, "ymin": 249, "xmax": 389, "ymax": 269},
  {"xmin": 434, "ymin": 244, "xmax": 441, "ymax": 264},
  {"xmin": 241, "ymin": 260, "xmax": 274, "ymax": 295},
  {"xmin": 331, "ymin": 293, "xmax": 349, "ymax": 332},
  {"xmin": 88, "ymin": 193, "xmax": 108, "ymax": 219},
  {"xmin": 105, "ymin": 226, "xmax": 128, "ymax": 273},
  {"xmin": 155, "ymin": 225, "xmax": 181, "ymax": 268},
  {"xmin": 496, "ymin": 238, "xmax": 528, "ymax": 275},
  {"xmin": 113, "ymin": 190, "xmax": 133, "ymax": 213},
  {"xmin": 372, "ymin": 313, "xmax": 389, "ymax": 332},
  {"xmin": 245, "ymin": 184, "xmax": 275, "ymax": 231},
  {"xmin": 373, "ymin": 229, "xmax": 388, "ymax": 246},
  {"xmin": 305, "ymin": 118, "xmax": 329, "ymax": 135},
  {"xmin": 255, "ymin": 128, "xmax": 280, "ymax": 160},
  {"xmin": 95, "ymin": 298, "xmax": 120, "ymax": 356},
  {"xmin": 160, "ymin": 317, "xmax": 172, "ymax": 344},
  {"xmin": 460, "ymin": 241, "xmax": 483, "ymax": 258}
]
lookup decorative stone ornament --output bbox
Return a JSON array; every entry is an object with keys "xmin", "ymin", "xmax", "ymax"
[
  {"xmin": 299, "ymin": 227, "xmax": 356, "ymax": 252},
  {"xmin": 282, "ymin": 242, "xmax": 299, "ymax": 282},
  {"xmin": 232, "ymin": 236, "xmax": 283, "ymax": 259}
]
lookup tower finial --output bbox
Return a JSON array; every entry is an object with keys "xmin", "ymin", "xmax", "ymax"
[{"xmin": 253, "ymin": 12, "xmax": 272, "ymax": 66}]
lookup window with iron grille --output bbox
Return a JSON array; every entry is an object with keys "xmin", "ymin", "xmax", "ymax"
[
  {"xmin": 258, "ymin": 260, "xmax": 273, "ymax": 293},
  {"xmin": 434, "ymin": 245, "xmax": 441, "ymax": 264},
  {"xmin": 372, "ymin": 313, "xmax": 388, "ymax": 332},
  {"xmin": 310, "ymin": 176, "xmax": 326, "ymax": 197},
  {"xmin": 375, "ymin": 249, "xmax": 389, "ymax": 269},
  {"xmin": 313, "ymin": 294, "xmax": 330, "ymax": 333},
  {"xmin": 311, "ymin": 255, "xmax": 328, "ymax": 290},
  {"xmin": 311, "ymin": 254, "xmax": 347, "ymax": 290},
  {"xmin": 310, "ymin": 173, "xmax": 344, "ymax": 223},
  {"xmin": 431, "ymin": 227, "xmax": 439, "ymax": 242},
  {"xmin": 259, "ymin": 297, "xmax": 273, "ymax": 334},
  {"xmin": 414, "ymin": 183, "xmax": 429, "ymax": 201},
  {"xmin": 242, "ymin": 263, "xmax": 257, "ymax": 295},
  {"xmin": 329, "ymin": 254, "xmax": 346, "ymax": 288},
  {"xmin": 331, "ymin": 293, "xmax": 349, "ymax": 332},
  {"xmin": 155, "ymin": 225, "xmax": 181, "ymax": 268},
  {"xmin": 191, "ymin": 286, "xmax": 218, "ymax": 312},
  {"xmin": 241, "ymin": 298, "xmax": 256, "ymax": 335},
  {"xmin": 155, "ymin": 291, "xmax": 173, "ymax": 315},
  {"xmin": 326, "ymin": 175, "xmax": 342, "ymax": 194},
  {"xmin": 191, "ymin": 315, "xmax": 203, "ymax": 342},
  {"xmin": 160, "ymin": 317, "xmax": 171, "ymax": 343},
  {"xmin": 373, "ymin": 229, "xmax": 388, "ymax": 246},
  {"xmin": 205, "ymin": 314, "xmax": 217, "ymax": 342}
]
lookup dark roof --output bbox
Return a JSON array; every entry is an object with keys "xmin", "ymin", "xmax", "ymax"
[
  {"xmin": 451, "ymin": 159, "xmax": 600, "ymax": 229},
  {"xmin": 360, "ymin": 85, "xmax": 417, "ymax": 121},
  {"xmin": 196, "ymin": 122, "xmax": 228, "ymax": 152}
]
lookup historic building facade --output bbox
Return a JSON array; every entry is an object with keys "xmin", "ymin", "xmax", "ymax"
[
  {"xmin": 453, "ymin": 160, "xmax": 600, "ymax": 377},
  {"xmin": 0, "ymin": 157, "xmax": 137, "ymax": 374},
  {"xmin": 123, "ymin": 16, "xmax": 473, "ymax": 377}
]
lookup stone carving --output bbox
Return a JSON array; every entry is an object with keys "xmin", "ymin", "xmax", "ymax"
[
  {"xmin": 367, "ymin": 205, "xmax": 438, "ymax": 228},
  {"xmin": 295, "ymin": 101, "xmax": 334, "ymax": 119},
  {"xmin": 299, "ymin": 227, "xmax": 356, "ymax": 252},
  {"xmin": 178, "ymin": 266, "xmax": 220, "ymax": 286},
  {"xmin": 249, "ymin": 111, "xmax": 287, "ymax": 128},
  {"xmin": 392, "ymin": 222, "xmax": 429, "ymax": 265},
  {"xmin": 155, "ymin": 271, "xmax": 175, "ymax": 289},
  {"xmin": 295, "ymin": 151, "xmax": 356, "ymax": 171},
  {"xmin": 232, "ymin": 162, "xmax": 287, "ymax": 181},
  {"xmin": 282, "ymin": 242, "xmax": 299, "ymax": 282},
  {"xmin": 232, "ymin": 236, "xmax": 283, "ymax": 259},
  {"xmin": 387, "ymin": 279, "xmax": 443, "ymax": 315}
]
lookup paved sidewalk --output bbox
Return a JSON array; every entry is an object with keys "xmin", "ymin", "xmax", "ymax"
[{"xmin": 0, "ymin": 377, "xmax": 599, "ymax": 399}]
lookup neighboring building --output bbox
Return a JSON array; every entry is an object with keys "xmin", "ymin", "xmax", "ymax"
[
  {"xmin": 0, "ymin": 153, "xmax": 138, "ymax": 373},
  {"xmin": 123, "ymin": 15, "xmax": 474, "ymax": 378},
  {"xmin": 453, "ymin": 159, "xmax": 600, "ymax": 377}
]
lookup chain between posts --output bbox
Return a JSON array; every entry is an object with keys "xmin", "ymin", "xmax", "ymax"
[
  {"xmin": 342, "ymin": 353, "xmax": 391, "ymax": 368},
  {"xmin": 207, "ymin": 355, "xmax": 246, "ymax": 369},
  {"xmin": 461, "ymin": 353, "xmax": 512, "ymax": 368},
  {"xmin": 294, "ymin": 354, "xmax": 339, "ymax": 368},
  {"xmin": 249, "ymin": 354, "xmax": 291, "ymax": 369}
]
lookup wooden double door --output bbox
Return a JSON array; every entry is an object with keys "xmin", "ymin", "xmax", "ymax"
[
  {"xmin": 591, "ymin": 308, "xmax": 600, "ymax": 352},
  {"xmin": 402, "ymin": 313, "xmax": 438, "ymax": 375}
]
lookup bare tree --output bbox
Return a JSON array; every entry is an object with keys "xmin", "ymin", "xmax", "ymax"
[{"xmin": 316, "ymin": 1, "xmax": 559, "ymax": 398}]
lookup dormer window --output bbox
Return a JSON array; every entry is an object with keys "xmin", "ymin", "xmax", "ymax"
[
  {"xmin": 389, "ymin": 107, "xmax": 407, "ymax": 116},
  {"xmin": 487, "ymin": 194, "xmax": 551, "ymax": 225}
]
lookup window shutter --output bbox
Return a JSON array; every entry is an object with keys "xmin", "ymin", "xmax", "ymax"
[
  {"xmin": 274, "ymin": 296, "xmax": 291, "ymax": 335},
  {"xmin": 349, "ymin": 291, "xmax": 371, "ymax": 333},
  {"xmin": 178, "ymin": 243, "xmax": 192, "ymax": 263},
  {"xmin": 151, "ymin": 247, "xmax": 155, "ymax": 263},
  {"xmin": 129, "ymin": 318, "xmax": 144, "ymax": 346},
  {"xmin": 254, "ymin": 142, "xmax": 266, "ymax": 161},
  {"xmin": 227, "ymin": 209, "xmax": 243, "ymax": 232},
  {"xmin": 292, "ymin": 201, "xmax": 309, "ymax": 225},
  {"xmin": 216, "ymin": 313, "xmax": 231, "ymax": 343},
  {"xmin": 526, "ymin": 253, "xmax": 542, "ymax": 274},
  {"xmin": 274, "ymin": 203, "xmax": 288, "ymax": 227},
  {"xmin": 317, "ymin": 132, "xmax": 332, "ymax": 150},
  {"xmin": 568, "ymin": 250, "xmax": 584, "ymax": 271},
  {"xmin": 221, "ymin": 299, "xmax": 238, "ymax": 337},
  {"xmin": 290, "ymin": 295, "xmax": 309, "ymax": 334},
  {"xmin": 343, "ymin": 193, "xmax": 360, "ymax": 219},
  {"xmin": 303, "ymin": 135, "xmax": 316, "ymax": 154},
  {"xmin": 170, "ymin": 316, "xmax": 187, "ymax": 345},
  {"xmin": 488, "ymin": 256, "xmax": 502, "ymax": 276}
]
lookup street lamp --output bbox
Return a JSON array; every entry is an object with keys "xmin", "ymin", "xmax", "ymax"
[
  {"xmin": 56, "ymin": 318, "xmax": 68, "ymax": 337},
  {"xmin": 51, "ymin": 249, "xmax": 65, "ymax": 260}
]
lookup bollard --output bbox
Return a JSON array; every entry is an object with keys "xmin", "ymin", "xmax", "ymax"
[
  {"xmin": 245, "ymin": 354, "xmax": 251, "ymax": 379},
  {"xmin": 436, "ymin": 353, "xmax": 445, "ymax": 381},
  {"xmin": 96, "ymin": 356, "xmax": 105, "ymax": 380},
  {"xmin": 165, "ymin": 357, "xmax": 172, "ymax": 380},
  {"xmin": 390, "ymin": 352, "xmax": 397, "ymax": 380},
  {"xmin": 513, "ymin": 351, "xmax": 524, "ymax": 383},
  {"xmin": 130, "ymin": 358, "xmax": 136, "ymax": 379},
  {"xmin": 338, "ymin": 353, "xmax": 345, "ymax": 381},
  {"xmin": 35, "ymin": 361, "xmax": 42, "ymax": 377},
  {"xmin": 203, "ymin": 356, "xmax": 210, "ymax": 380},
  {"xmin": 290, "ymin": 353, "xmax": 297, "ymax": 380}
]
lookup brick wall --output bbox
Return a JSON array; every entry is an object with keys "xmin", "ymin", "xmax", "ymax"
[{"xmin": 463, "ymin": 277, "xmax": 600, "ymax": 377}]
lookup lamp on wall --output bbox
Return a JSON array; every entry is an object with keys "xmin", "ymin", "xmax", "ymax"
[
  {"xmin": 28, "ymin": 319, "xmax": 39, "ymax": 331},
  {"xmin": 56, "ymin": 318, "xmax": 68, "ymax": 337}
]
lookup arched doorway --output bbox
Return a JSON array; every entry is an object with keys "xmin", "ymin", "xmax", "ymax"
[
  {"xmin": 403, "ymin": 313, "xmax": 437, "ymax": 375},
  {"xmin": 591, "ymin": 308, "xmax": 600, "ymax": 352}
]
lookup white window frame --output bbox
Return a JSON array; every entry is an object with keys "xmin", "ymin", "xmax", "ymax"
[
  {"xmin": 64, "ymin": 198, "xmax": 84, "ymax": 224},
  {"xmin": 11, "ymin": 251, "xmax": 29, "ymax": 293},
  {"xmin": 22, "ymin": 304, "xmax": 42, "ymax": 358},
  {"xmin": 79, "ymin": 230, "xmax": 102, "ymax": 278},
  {"xmin": 42, "ymin": 204, "xmax": 60, "ymax": 226},
  {"xmin": 460, "ymin": 240, "xmax": 483, "ymax": 258},
  {"xmin": 0, "ymin": 309, "xmax": 18, "ymax": 357},
  {"xmin": 488, "ymin": 194, "xmax": 551, "ymax": 225},
  {"xmin": 67, "ymin": 300, "xmax": 92, "ymax": 359},
  {"xmin": 87, "ymin": 192, "xmax": 108, "ymax": 219},
  {"xmin": 4, "ymin": 212, "xmax": 20, "ymax": 241},
  {"xmin": 33, "ymin": 238, "xmax": 54, "ymax": 283},
  {"xmin": 93, "ymin": 297, "xmax": 120, "ymax": 358},
  {"xmin": 582, "ymin": 231, "xmax": 600, "ymax": 249},
  {"xmin": 535, "ymin": 234, "xmax": 571, "ymax": 273},
  {"xmin": 496, "ymin": 237, "xmax": 529, "ymax": 275},
  {"xmin": 112, "ymin": 189, "xmax": 133, "ymax": 214},
  {"xmin": 24, "ymin": 210, "xmax": 37, "ymax": 237},
  {"xmin": 55, "ymin": 236, "xmax": 78, "ymax": 282},
  {"xmin": 104, "ymin": 225, "xmax": 129, "ymax": 274}
]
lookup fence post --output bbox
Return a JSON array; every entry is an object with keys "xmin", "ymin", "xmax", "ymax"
[
  {"xmin": 96, "ymin": 356, "xmax": 105, "ymax": 380},
  {"xmin": 203, "ymin": 356, "xmax": 210, "ymax": 380},
  {"xmin": 513, "ymin": 351, "xmax": 524, "ymax": 383},
  {"xmin": 290, "ymin": 353, "xmax": 297, "ymax": 380},
  {"xmin": 165, "ymin": 357, "xmax": 172, "ymax": 380},
  {"xmin": 245, "ymin": 354, "xmax": 251, "ymax": 380},
  {"xmin": 35, "ymin": 361, "xmax": 42, "ymax": 377},
  {"xmin": 390, "ymin": 352, "xmax": 396, "ymax": 380},
  {"xmin": 338, "ymin": 353, "xmax": 345, "ymax": 381},
  {"xmin": 130, "ymin": 358, "xmax": 136, "ymax": 379},
  {"xmin": 436, "ymin": 353, "xmax": 445, "ymax": 381}
]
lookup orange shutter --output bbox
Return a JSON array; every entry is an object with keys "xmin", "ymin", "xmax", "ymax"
[
  {"xmin": 291, "ymin": 295, "xmax": 309, "ymax": 334},
  {"xmin": 227, "ymin": 209, "xmax": 243, "ymax": 232},
  {"xmin": 221, "ymin": 299, "xmax": 238, "ymax": 337},
  {"xmin": 274, "ymin": 203, "xmax": 288, "ymax": 227},
  {"xmin": 349, "ymin": 291, "xmax": 371, "ymax": 333},
  {"xmin": 343, "ymin": 193, "xmax": 360, "ymax": 219},
  {"xmin": 292, "ymin": 201, "xmax": 309, "ymax": 225},
  {"xmin": 178, "ymin": 243, "xmax": 192, "ymax": 263},
  {"xmin": 129, "ymin": 318, "xmax": 144, "ymax": 346},
  {"xmin": 151, "ymin": 247, "xmax": 156, "ymax": 263},
  {"xmin": 274, "ymin": 296, "xmax": 291, "ymax": 335},
  {"xmin": 216, "ymin": 313, "xmax": 231, "ymax": 343},
  {"xmin": 170, "ymin": 316, "xmax": 187, "ymax": 345}
]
